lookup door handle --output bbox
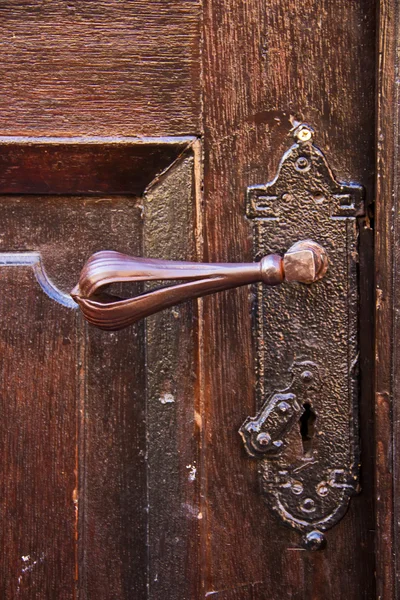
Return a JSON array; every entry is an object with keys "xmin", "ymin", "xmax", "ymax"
[
  {"xmin": 71, "ymin": 125, "xmax": 363, "ymax": 551},
  {"xmin": 71, "ymin": 239, "xmax": 327, "ymax": 331}
]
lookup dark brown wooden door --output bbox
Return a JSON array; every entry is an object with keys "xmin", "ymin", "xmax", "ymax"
[{"xmin": 0, "ymin": 1, "xmax": 393, "ymax": 598}]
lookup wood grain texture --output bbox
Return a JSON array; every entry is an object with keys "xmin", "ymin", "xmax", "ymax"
[
  {"xmin": 201, "ymin": 0, "xmax": 376, "ymax": 598},
  {"xmin": 0, "ymin": 1, "xmax": 201, "ymax": 137},
  {"xmin": 0, "ymin": 146, "xmax": 199, "ymax": 598},
  {"xmin": 0, "ymin": 1, "xmax": 202, "ymax": 594},
  {"xmin": 81, "ymin": 321, "xmax": 147, "ymax": 598},
  {"xmin": 0, "ymin": 190, "xmax": 148, "ymax": 598},
  {"xmin": 72, "ymin": 193, "xmax": 147, "ymax": 597},
  {"xmin": 375, "ymin": 1, "xmax": 398, "ymax": 597},
  {"xmin": 0, "ymin": 0, "xmax": 383, "ymax": 597},
  {"xmin": 0, "ymin": 268, "xmax": 77, "ymax": 599},
  {"xmin": 144, "ymin": 153, "xmax": 201, "ymax": 599},
  {"xmin": 0, "ymin": 139, "xmax": 193, "ymax": 195}
]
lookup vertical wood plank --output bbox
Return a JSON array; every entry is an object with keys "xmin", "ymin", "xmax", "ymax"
[
  {"xmin": 78, "ymin": 203, "xmax": 147, "ymax": 599},
  {"xmin": 376, "ymin": 1, "xmax": 398, "ymax": 597},
  {"xmin": 0, "ymin": 269, "xmax": 77, "ymax": 599},
  {"xmin": 201, "ymin": 0, "xmax": 376, "ymax": 597},
  {"xmin": 145, "ymin": 151, "xmax": 201, "ymax": 600},
  {"xmin": 80, "ymin": 323, "xmax": 147, "ymax": 598}
]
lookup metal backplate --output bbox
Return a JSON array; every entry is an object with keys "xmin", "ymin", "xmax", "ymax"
[{"xmin": 240, "ymin": 125, "xmax": 363, "ymax": 550}]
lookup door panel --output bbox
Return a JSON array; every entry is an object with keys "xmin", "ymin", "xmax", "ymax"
[
  {"xmin": 0, "ymin": 1, "xmax": 201, "ymax": 136},
  {"xmin": 0, "ymin": 139, "xmax": 199, "ymax": 598}
]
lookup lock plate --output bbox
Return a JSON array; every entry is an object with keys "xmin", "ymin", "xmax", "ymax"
[{"xmin": 241, "ymin": 125, "xmax": 363, "ymax": 550}]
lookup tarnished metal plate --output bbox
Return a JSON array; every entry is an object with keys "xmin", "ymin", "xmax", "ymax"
[{"xmin": 240, "ymin": 125, "xmax": 363, "ymax": 550}]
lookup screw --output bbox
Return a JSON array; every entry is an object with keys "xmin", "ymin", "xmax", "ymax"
[
  {"xmin": 294, "ymin": 125, "xmax": 314, "ymax": 143},
  {"xmin": 297, "ymin": 127, "xmax": 312, "ymax": 142}
]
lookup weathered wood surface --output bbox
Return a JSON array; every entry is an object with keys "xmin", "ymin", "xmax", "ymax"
[
  {"xmin": 201, "ymin": 0, "xmax": 376, "ymax": 598},
  {"xmin": 375, "ymin": 1, "xmax": 399, "ymax": 598},
  {"xmin": 79, "ymin": 225, "xmax": 147, "ymax": 597},
  {"xmin": 0, "ymin": 139, "xmax": 191, "ymax": 195},
  {"xmin": 144, "ymin": 153, "xmax": 201, "ymax": 600},
  {"xmin": 0, "ymin": 191, "xmax": 147, "ymax": 599},
  {"xmin": 0, "ymin": 0, "xmax": 382, "ymax": 598},
  {"xmin": 0, "ymin": 146, "xmax": 199, "ymax": 599},
  {"xmin": 0, "ymin": 1, "xmax": 201, "ymax": 137},
  {"xmin": 0, "ymin": 267, "xmax": 77, "ymax": 598}
]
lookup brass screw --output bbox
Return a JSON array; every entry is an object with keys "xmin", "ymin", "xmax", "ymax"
[{"xmin": 297, "ymin": 127, "xmax": 312, "ymax": 142}]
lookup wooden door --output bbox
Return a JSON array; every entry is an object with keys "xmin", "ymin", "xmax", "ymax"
[{"xmin": 0, "ymin": 1, "xmax": 391, "ymax": 598}]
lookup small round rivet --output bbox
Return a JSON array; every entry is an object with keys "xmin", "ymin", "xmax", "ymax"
[
  {"xmin": 317, "ymin": 482, "xmax": 329, "ymax": 497},
  {"xmin": 295, "ymin": 156, "xmax": 310, "ymax": 172},
  {"xmin": 301, "ymin": 370, "xmax": 314, "ymax": 383},
  {"xmin": 277, "ymin": 401, "xmax": 291, "ymax": 415},
  {"xmin": 301, "ymin": 498, "xmax": 316, "ymax": 513},
  {"xmin": 303, "ymin": 530, "xmax": 326, "ymax": 551},
  {"xmin": 256, "ymin": 432, "xmax": 271, "ymax": 447},
  {"xmin": 291, "ymin": 480, "xmax": 304, "ymax": 495}
]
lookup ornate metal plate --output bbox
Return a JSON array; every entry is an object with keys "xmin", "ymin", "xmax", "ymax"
[{"xmin": 239, "ymin": 124, "xmax": 363, "ymax": 550}]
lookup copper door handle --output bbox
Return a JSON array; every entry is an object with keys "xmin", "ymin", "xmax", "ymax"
[{"xmin": 71, "ymin": 239, "xmax": 327, "ymax": 331}]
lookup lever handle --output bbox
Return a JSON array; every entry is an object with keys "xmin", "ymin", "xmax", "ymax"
[{"xmin": 71, "ymin": 239, "xmax": 327, "ymax": 331}]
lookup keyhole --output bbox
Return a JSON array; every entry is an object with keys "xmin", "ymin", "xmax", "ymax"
[{"xmin": 299, "ymin": 402, "xmax": 316, "ymax": 456}]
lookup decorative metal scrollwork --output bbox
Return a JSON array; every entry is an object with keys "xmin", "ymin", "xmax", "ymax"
[{"xmin": 241, "ymin": 124, "xmax": 363, "ymax": 550}]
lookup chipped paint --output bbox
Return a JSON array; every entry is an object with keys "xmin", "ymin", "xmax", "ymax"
[
  {"xmin": 186, "ymin": 463, "xmax": 197, "ymax": 481},
  {"xmin": 159, "ymin": 393, "xmax": 174, "ymax": 404}
]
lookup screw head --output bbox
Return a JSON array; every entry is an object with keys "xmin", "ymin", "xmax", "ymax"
[
  {"xmin": 294, "ymin": 124, "xmax": 314, "ymax": 143},
  {"xmin": 297, "ymin": 128, "xmax": 312, "ymax": 142}
]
